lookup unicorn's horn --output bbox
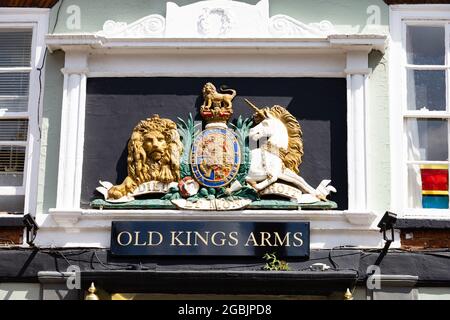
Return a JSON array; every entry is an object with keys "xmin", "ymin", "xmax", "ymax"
[{"xmin": 244, "ymin": 99, "xmax": 261, "ymax": 113}]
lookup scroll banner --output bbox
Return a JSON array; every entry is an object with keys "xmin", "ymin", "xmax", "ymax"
[{"xmin": 96, "ymin": 180, "xmax": 176, "ymax": 203}]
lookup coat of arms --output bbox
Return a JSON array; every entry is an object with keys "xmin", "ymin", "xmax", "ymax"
[{"xmin": 95, "ymin": 82, "xmax": 336, "ymax": 211}]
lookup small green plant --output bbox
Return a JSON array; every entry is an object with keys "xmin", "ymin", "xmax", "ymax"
[{"xmin": 262, "ymin": 253, "xmax": 290, "ymax": 271}]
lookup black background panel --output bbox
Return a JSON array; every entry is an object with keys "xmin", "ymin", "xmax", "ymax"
[{"xmin": 82, "ymin": 77, "xmax": 348, "ymax": 209}]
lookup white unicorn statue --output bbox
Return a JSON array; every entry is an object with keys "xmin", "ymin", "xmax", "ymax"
[{"xmin": 227, "ymin": 99, "xmax": 336, "ymax": 203}]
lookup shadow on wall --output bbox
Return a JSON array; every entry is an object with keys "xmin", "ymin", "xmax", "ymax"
[{"xmin": 41, "ymin": 51, "xmax": 65, "ymax": 214}]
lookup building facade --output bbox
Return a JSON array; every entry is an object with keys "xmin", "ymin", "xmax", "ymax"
[{"xmin": 0, "ymin": 0, "xmax": 449, "ymax": 300}]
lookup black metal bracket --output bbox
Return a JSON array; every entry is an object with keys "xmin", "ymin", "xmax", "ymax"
[
  {"xmin": 374, "ymin": 211, "xmax": 397, "ymax": 266},
  {"xmin": 23, "ymin": 214, "xmax": 39, "ymax": 246}
]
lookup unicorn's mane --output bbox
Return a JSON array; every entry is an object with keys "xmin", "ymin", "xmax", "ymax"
[{"xmin": 264, "ymin": 106, "xmax": 304, "ymax": 174}]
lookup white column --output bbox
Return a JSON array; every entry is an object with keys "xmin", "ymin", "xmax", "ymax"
[
  {"xmin": 346, "ymin": 50, "xmax": 371, "ymax": 211},
  {"xmin": 55, "ymin": 50, "xmax": 88, "ymax": 209}
]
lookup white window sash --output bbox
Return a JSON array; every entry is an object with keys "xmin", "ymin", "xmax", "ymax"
[
  {"xmin": 0, "ymin": 9, "xmax": 49, "ymax": 216},
  {"xmin": 403, "ymin": 112, "xmax": 450, "ymax": 118},
  {"xmin": 390, "ymin": 5, "xmax": 450, "ymax": 218},
  {"xmin": 0, "ymin": 112, "xmax": 29, "ymax": 119},
  {"xmin": 0, "ymin": 68, "xmax": 32, "ymax": 73},
  {"xmin": 0, "ymin": 186, "xmax": 25, "ymax": 195}
]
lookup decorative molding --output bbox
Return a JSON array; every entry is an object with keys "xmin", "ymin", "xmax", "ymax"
[
  {"xmin": 345, "ymin": 68, "xmax": 372, "ymax": 75},
  {"xmin": 269, "ymin": 15, "xmax": 336, "ymax": 38},
  {"xmin": 45, "ymin": 208, "xmax": 380, "ymax": 232},
  {"xmin": 55, "ymin": 51, "xmax": 88, "ymax": 210},
  {"xmin": 93, "ymin": 0, "xmax": 343, "ymax": 39},
  {"xmin": 97, "ymin": 14, "xmax": 165, "ymax": 37},
  {"xmin": 343, "ymin": 211, "xmax": 378, "ymax": 225},
  {"xmin": 197, "ymin": 7, "xmax": 235, "ymax": 36},
  {"xmin": 165, "ymin": 0, "xmax": 269, "ymax": 37},
  {"xmin": 91, "ymin": 0, "xmax": 391, "ymax": 39},
  {"xmin": 46, "ymin": 35, "xmax": 387, "ymax": 58},
  {"xmin": 48, "ymin": 209, "xmax": 81, "ymax": 228},
  {"xmin": 49, "ymin": 209, "xmax": 378, "ymax": 226},
  {"xmin": 40, "ymin": 209, "xmax": 385, "ymax": 248},
  {"xmin": 60, "ymin": 67, "xmax": 89, "ymax": 75}
]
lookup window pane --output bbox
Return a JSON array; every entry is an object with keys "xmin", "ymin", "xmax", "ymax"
[
  {"xmin": 408, "ymin": 164, "xmax": 449, "ymax": 209},
  {"xmin": 0, "ymin": 72, "xmax": 30, "ymax": 113},
  {"xmin": 0, "ymin": 120, "xmax": 28, "ymax": 141},
  {"xmin": 0, "ymin": 29, "xmax": 32, "ymax": 67},
  {"xmin": 406, "ymin": 119, "xmax": 448, "ymax": 161},
  {"xmin": 0, "ymin": 145, "xmax": 25, "ymax": 186},
  {"xmin": 407, "ymin": 26, "xmax": 445, "ymax": 65},
  {"xmin": 407, "ymin": 70, "xmax": 446, "ymax": 111}
]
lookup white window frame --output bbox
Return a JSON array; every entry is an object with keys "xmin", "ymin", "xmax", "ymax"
[
  {"xmin": 390, "ymin": 5, "xmax": 450, "ymax": 219},
  {"xmin": 0, "ymin": 8, "xmax": 49, "ymax": 215}
]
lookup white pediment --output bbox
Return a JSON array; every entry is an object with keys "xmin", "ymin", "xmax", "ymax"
[
  {"xmin": 165, "ymin": 0, "xmax": 269, "ymax": 37},
  {"xmin": 269, "ymin": 15, "xmax": 335, "ymax": 38},
  {"xmin": 99, "ymin": 14, "xmax": 165, "ymax": 37},
  {"xmin": 97, "ymin": 0, "xmax": 336, "ymax": 38}
]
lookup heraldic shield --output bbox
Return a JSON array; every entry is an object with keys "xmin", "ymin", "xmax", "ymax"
[
  {"xmin": 191, "ymin": 127, "xmax": 241, "ymax": 188},
  {"xmin": 94, "ymin": 82, "xmax": 337, "ymax": 211}
]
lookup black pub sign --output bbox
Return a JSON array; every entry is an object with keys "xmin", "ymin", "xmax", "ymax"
[{"xmin": 110, "ymin": 221, "xmax": 310, "ymax": 257}]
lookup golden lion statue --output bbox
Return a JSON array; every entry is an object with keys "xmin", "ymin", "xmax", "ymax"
[
  {"xmin": 201, "ymin": 82, "xmax": 236, "ymax": 111},
  {"xmin": 107, "ymin": 115, "xmax": 183, "ymax": 199}
]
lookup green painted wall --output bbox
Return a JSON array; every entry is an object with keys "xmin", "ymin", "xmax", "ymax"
[
  {"xmin": 368, "ymin": 51, "xmax": 390, "ymax": 214},
  {"xmin": 37, "ymin": 51, "xmax": 64, "ymax": 215},
  {"xmin": 37, "ymin": 0, "xmax": 390, "ymax": 215}
]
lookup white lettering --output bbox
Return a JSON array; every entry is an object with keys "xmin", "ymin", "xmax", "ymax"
[{"xmin": 117, "ymin": 231, "xmax": 132, "ymax": 246}]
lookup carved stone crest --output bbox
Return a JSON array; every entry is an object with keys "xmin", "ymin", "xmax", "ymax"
[
  {"xmin": 197, "ymin": 8, "xmax": 235, "ymax": 36},
  {"xmin": 95, "ymin": 82, "xmax": 337, "ymax": 211}
]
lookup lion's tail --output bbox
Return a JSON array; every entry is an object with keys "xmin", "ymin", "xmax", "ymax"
[{"xmin": 220, "ymin": 85, "xmax": 236, "ymax": 99}]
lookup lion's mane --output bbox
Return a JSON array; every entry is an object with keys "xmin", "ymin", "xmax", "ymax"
[{"xmin": 127, "ymin": 115, "xmax": 182, "ymax": 187}]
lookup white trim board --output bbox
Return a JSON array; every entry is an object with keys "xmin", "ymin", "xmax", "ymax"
[
  {"xmin": 46, "ymin": 35, "xmax": 387, "ymax": 53},
  {"xmin": 35, "ymin": 209, "xmax": 385, "ymax": 249}
]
